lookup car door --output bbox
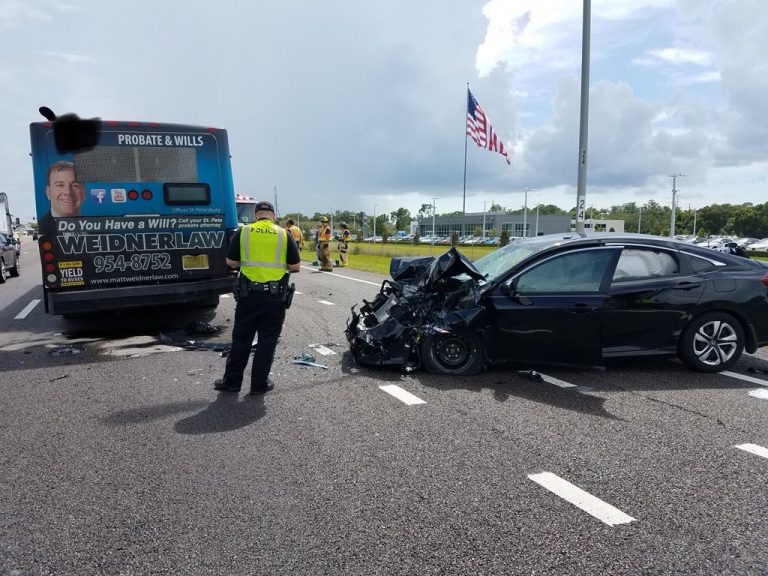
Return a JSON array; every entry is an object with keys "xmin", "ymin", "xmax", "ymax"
[
  {"xmin": 602, "ymin": 246, "xmax": 706, "ymax": 357},
  {"xmin": 484, "ymin": 246, "xmax": 620, "ymax": 365}
]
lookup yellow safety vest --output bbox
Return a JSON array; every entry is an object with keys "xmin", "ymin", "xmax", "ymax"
[
  {"xmin": 289, "ymin": 225, "xmax": 303, "ymax": 243},
  {"xmin": 319, "ymin": 225, "xmax": 332, "ymax": 242},
  {"xmin": 239, "ymin": 219, "xmax": 288, "ymax": 283}
]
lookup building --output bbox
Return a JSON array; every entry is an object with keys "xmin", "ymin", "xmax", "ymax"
[
  {"xmin": 415, "ymin": 211, "xmax": 572, "ymax": 238},
  {"xmin": 569, "ymin": 219, "xmax": 625, "ymax": 233}
]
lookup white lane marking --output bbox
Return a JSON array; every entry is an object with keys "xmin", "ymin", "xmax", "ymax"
[
  {"xmin": 309, "ymin": 343, "xmax": 337, "ymax": 356},
  {"xmin": 538, "ymin": 372, "xmax": 578, "ymax": 389},
  {"xmin": 735, "ymin": 443, "xmax": 768, "ymax": 460},
  {"xmin": 748, "ymin": 389, "xmax": 768, "ymax": 400},
  {"xmin": 720, "ymin": 371, "xmax": 768, "ymax": 388},
  {"xmin": 301, "ymin": 265, "xmax": 380, "ymax": 286},
  {"xmin": 318, "ymin": 300, "xmax": 335, "ymax": 306},
  {"xmin": 295, "ymin": 291, "xmax": 303, "ymax": 295},
  {"xmin": 15, "ymin": 299, "xmax": 41, "ymax": 320},
  {"xmin": 528, "ymin": 472, "xmax": 636, "ymax": 526},
  {"xmin": 379, "ymin": 385, "xmax": 426, "ymax": 405}
]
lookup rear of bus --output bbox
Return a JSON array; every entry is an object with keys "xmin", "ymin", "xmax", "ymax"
[{"xmin": 29, "ymin": 121, "xmax": 238, "ymax": 315}]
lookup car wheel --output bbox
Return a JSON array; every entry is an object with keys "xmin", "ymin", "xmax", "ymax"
[
  {"xmin": 9, "ymin": 257, "xmax": 19, "ymax": 277},
  {"xmin": 0, "ymin": 259, "xmax": 6, "ymax": 283},
  {"xmin": 420, "ymin": 332, "xmax": 484, "ymax": 375},
  {"xmin": 679, "ymin": 312, "xmax": 744, "ymax": 372}
]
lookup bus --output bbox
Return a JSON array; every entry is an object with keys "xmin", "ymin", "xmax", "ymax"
[{"xmin": 29, "ymin": 120, "xmax": 238, "ymax": 315}]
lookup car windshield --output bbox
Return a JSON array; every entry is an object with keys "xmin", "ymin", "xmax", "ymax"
[{"xmin": 471, "ymin": 235, "xmax": 575, "ymax": 281}]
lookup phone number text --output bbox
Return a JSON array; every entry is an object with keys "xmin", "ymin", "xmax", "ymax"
[{"xmin": 93, "ymin": 253, "xmax": 172, "ymax": 273}]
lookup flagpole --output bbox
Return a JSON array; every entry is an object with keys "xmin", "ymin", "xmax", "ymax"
[{"xmin": 462, "ymin": 83, "xmax": 469, "ymax": 237}]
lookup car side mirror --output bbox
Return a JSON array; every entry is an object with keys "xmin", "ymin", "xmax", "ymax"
[{"xmin": 501, "ymin": 278, "xmax": 519, "ymax": 298}]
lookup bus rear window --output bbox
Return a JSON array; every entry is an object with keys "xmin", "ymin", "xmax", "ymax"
[
  {"xmin": 164, "ymin": 183, "xmax": 211, "ymax": 205},
  {"xmin": 73, "ymin": 146, "xmax": 198, "ymax": 182}
]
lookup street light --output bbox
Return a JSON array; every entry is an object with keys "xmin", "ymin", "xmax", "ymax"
[
  {"xmin": 373, "ymin": 204, "xmax": 381, "ymax": 241},
  {"xmin": 523, "ymin": 187, "xmax": 537, "ymax": 237},
  {"xmin": 669, "ymin": 174, "xmax": 686, "ymax": 238},
  {"xmin": 533, "ymin": 204, "xmax": 544, "ymax": 237},
  {"xmin": 482, "ymin": 201, "xmax": 488, "ymax": 238},
  {"xmin": 431, "ymin": 197, "xmax": 440, "ymax": 245},
  {"xmin": 638, "ymin": 205, "xmax": 642, "ymax": 234}
]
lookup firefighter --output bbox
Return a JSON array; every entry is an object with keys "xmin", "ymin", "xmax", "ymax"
[
  {"xmin": 286, "ymin": 218, "xmax": 303, "ymax": 250},
  {"xmin": 338, "ymin": 221, "xmax": 351, "ymax": 267},
  {"xmin": 318, "ymin": 216, "xmax": 333, "ymax": 271},
  {"xmin": 214, "ymin": 201, "xmax": 300, "ymax": 395}
]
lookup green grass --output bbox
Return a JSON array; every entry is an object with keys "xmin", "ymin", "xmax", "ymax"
[{"xmin": 301, "ymin": 242, "xmax": 498, "ymax": 276}]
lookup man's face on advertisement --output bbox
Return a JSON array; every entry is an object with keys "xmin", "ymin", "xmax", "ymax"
[{"xmin": 46, "ymin": 167, "xmax": 85, "ymax": 217}]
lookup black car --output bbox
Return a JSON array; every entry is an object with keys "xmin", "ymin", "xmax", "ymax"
[
  {"xmin": 0, "ymin": 232, "xmax": 21, "ymax": 283},
  {"xmin": 346, "ymin": 233, "xmax": 768, "ymax": 374}
]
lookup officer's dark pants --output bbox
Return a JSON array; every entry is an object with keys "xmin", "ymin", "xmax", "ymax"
[{"xmin": 222, "ymin": 292, "xmax": 286, "ymax": 391}]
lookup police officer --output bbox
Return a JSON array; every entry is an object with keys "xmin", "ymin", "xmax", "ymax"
[
  {"xmin": 318, "ymin": 216, "xmax": 333, "ymax": 272},
  {"xmin": 214, "ymin": 201, "xmax": 301, "ymax": 395},
  {"xmin": 338, "ymin": 221, "xmax": 351, "ymax": 267}
]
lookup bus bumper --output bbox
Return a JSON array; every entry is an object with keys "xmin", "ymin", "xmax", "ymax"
[{"xmin": 44, "ymin": 277, "xmax": 233, "ymax": 315}]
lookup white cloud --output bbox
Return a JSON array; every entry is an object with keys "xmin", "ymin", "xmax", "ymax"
[{"xmin": 647, "ymin": 47, "xmax": 713, "ymax": 66}]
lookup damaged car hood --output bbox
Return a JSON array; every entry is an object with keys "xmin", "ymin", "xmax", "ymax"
[{"xmin": 346, "ymin": 247, "xmax": 490, "ymax": 369}]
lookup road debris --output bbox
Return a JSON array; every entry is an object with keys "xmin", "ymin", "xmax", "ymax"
[
  {"xmin": 47, "ymin": 345, "xmax": 83, "ymax": 356},
  {"xmin": 292, "ymin": 354, "xmax": 328, "ymax": 369}
]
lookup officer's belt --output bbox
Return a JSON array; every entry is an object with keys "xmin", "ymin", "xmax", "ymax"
[{"xmin": 247, "ymin": 280, "xmax": 286, "ymax": 294}]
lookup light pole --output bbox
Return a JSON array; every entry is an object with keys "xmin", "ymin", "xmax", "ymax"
[
  {"xmin": 638, "ymin": 205, "xmax": 642, "ymax": 234},
  {"xmin": 523, "ymin": 187, "xmax": 537, "ymax": 237},
  {"xmin": 575, "ymin": 0, "xmax": 592, "ymax": 233},
  {"xmin": 431, "ymin": 197, "xmax": 439, "ymax": 245},
  {"xmin": 668, "ymin": 174, "xmax": 686, "ymax": 238},
  {"xmin": 482, "ymin": 201, "xmax": 488, "ymax": 238},
  {"xmin": 373, "ymin": 204, "xmax": 380, "ymax": 241},
  {"xmin": 534, "ymin": 204, "xmax": 544, "ymax": 237}
]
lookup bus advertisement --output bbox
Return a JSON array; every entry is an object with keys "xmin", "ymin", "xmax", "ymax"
[{"xmin": 30, "ymin": 120, "xmax": 238, "ymax": 315}]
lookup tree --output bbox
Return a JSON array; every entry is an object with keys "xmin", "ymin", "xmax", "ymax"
[
  {"xmin": 450, "ymin": 232, "xmax": 459, "ymax": 246},
  {"xmin": 500, "ymin": 229, "xmax": 510, "ymax": 247},
  {"xmin": 389, "ymin": 207, "xmax": 412, "ymax": 232},
  {"xmin": 418, "ymin": 203, "xmax": 434, "ymax": 220}
]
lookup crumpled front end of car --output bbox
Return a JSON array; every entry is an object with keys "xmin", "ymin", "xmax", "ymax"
[{"xmin": 345, "ymin": 247, "xmax": 489, "ymax": 371}]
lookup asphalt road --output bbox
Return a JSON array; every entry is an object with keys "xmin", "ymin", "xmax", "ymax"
[{"xmin": 2, "ymin": 236, "xmax": 768, "ymax": 575}]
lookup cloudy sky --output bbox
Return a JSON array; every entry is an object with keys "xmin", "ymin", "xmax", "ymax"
[{"xmin": 1, "ymin": 0, "xmax": 766, "ymax": 221}]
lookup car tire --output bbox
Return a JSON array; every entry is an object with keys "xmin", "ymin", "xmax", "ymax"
[
  {"xmin": 679, "ymin": 312, "xmax": 744, "ymax": 372},
  {"xmin": 0, "ymin": 259, "xmax": 6, "ymax": 284},
  {"xmin": 9, "ymin": 257, "xmax": 19, "ymax": 277},
  {"xmin": 420, "ymin": 332, "xmax": 484, "ymax": 376}
]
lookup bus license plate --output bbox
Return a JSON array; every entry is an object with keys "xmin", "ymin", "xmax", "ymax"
[{"xmin": 182, "ymin": 254, "xmax": 209, "ymax": 270}]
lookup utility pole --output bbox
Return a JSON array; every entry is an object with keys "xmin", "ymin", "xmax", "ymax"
[
  {"xmin": 638, "ymin": 205, "xmax": 642, "ymax": 234},
  {"xmin": 373, "ymin": 204, "xmax": 380, "ymax": 240},
  {"xmin": 668, "ymin": 174, "xmax": 686, "ymax": 238},
  {"xmin": 482, "ymin": 201, "xmax": 487, "ymax": 238}
]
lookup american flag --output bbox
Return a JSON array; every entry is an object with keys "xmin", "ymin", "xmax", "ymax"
[{"xmin": 466, "ymin": 89, "xmax": 511, "ymax": 165}]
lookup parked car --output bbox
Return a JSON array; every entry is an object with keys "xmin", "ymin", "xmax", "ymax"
[
  {"xmin": 346, "ymin": 233, "xmax": 768, "ymax": 374},
  {"xmin": 0, "ymin": 232, "xmax": 21, "ymax": 283}
]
